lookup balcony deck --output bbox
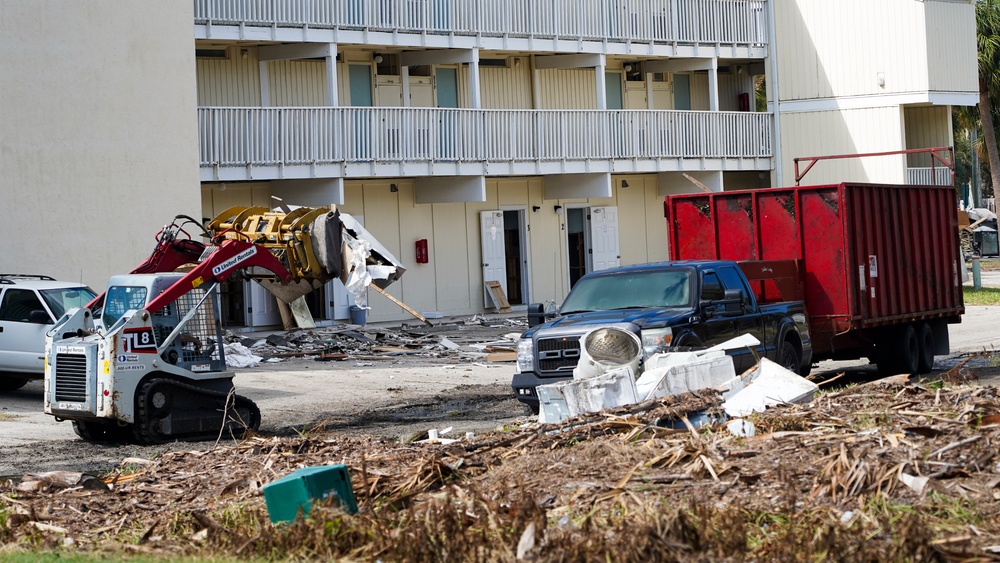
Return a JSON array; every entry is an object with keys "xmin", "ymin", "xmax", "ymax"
[
  {"xmin": 198, "ymin": 107, "xmax": 773, "ymax": 181},
  {"xmin": 194, "ymin": 0, "xmax": 769, "ymax": 58}
]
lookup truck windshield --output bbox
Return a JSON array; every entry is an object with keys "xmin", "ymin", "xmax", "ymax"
[
  {"xmin": 103, "ymin": 286, "xmax": 148, "ymax": 327},
  {"xmin": 561, "ymin": 269, "xmax": 693, "ymax": 314},
  {"xmin": 39, "ymin": 287, "xmax": 97, "ymax": 319}
]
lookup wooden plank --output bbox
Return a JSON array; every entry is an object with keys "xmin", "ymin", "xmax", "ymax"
[
  {"xmin": 485, "ymin": 281, "xmax": 512, "ymax": 313},
  {"xmin": 682, "ymin": 173, "xmax": 713, "ymax": 193},
  {"xmin": 370, "ymin": 285, "xmax": 433, "ymax": 326},
  {"xmin": 486, "ymin": 351, "xmax": 518, "ymax": 362}
]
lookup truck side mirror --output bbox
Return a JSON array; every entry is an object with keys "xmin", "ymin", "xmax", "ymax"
[
  {"xmin": 527, "ymin": 303, "xmax": 547, "ymax": 327},
  {"xmin": 28, "ymin": 310, "xmax": 52, "ymax": 324},
  {"xmin": 721, "ymin": 289, "xmax": 745, "ymax": 314}
]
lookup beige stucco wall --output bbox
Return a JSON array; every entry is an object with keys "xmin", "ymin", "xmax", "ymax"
[{"xmin": 1, "ymin": 0, "xmax": 200, "ymax": 290}]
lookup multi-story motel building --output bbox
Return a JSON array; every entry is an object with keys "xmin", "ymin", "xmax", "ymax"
[{"xmin": 1, "ymin": 0, "xmax": 977, "ymax": 326}]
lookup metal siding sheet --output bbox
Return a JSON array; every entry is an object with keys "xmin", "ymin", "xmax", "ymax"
[
  {"xmin": 798, "ymin": 186, "xmax": 848, "ymax": 339},
  {"xmin": 689, "ymin": 73, "xmax": 710, "ymax": 111},
  {"xmin": 775, "ymin": 0, "xmax": 974, "ymax": 100},
  {"xmin": 538, "ymin": 69, "xmax": 596, "ymax": 109},
  {"xmin": 925, "ymin": 1, "xmax": 978, "ymax": 93},
  {"xmin": 780, "ymin": 108, "xmax": 906, "ymax": 185},
  {"xmin": 269, "ymin": 60, "xmax": 326, "ymax": 106},
  {"xmin": 756, "ymin": 190, "xmax": 800, "ymax": 261},
  {"xmin": 480, "ymin": 64, "xmax": 533, "ymax": 109},
  {"xmin": 667, "ymin": 196, "xmax": 716, "ymax": 260},
  {"xmin": 714, "ymin": 194, "xmax": 756, "ymax": 260},
  {"xmin": 196, "ymin": 54, "xmax": 262, "ymax": 106}
]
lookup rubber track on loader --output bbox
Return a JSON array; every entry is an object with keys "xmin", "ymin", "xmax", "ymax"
[{"xmin": 134, "ymin": 378, "xmax": 260, "ymax": 444}]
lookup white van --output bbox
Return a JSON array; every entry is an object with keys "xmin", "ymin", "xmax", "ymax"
[{"xmin": 0, "ymin": 275, "xmax": 96, "ymax": 391}]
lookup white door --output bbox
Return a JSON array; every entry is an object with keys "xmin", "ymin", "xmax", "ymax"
[
  {"xmin": 480, "ymin": 210, "xmax": 507, "ymax": 307},
  {"xmin": 331, "ymin": 279, "xmax": 351, "ymax": 320},
  {"xmin": 589, "ymin": 206, "xmax": 621, "ymax": 271},
  {"xmin": 246, "ymin": 281, "xmax": 282, "ymax": 327}
]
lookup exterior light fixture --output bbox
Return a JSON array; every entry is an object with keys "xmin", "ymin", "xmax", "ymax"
[
  {"xmin": 554, "ymin": 205, "xmax": 564, "ymax": 215},
  {"xmin": 390, "ymin": 183, "xmax": 399, "ymax": 192},
  {"xmin": 374, "ymin": 54, "xmax": 384, "ymax": 64},
  {"xmin": 621, "ymin": 180, "xmax": 630, "ymax": 188},
  {"xmin": 624, "ymin": 64, "xmax": 633, "ymax": 72},
  {"xmin": 532, "ymin": 205, "xmax": 541, "ymax": 212}
]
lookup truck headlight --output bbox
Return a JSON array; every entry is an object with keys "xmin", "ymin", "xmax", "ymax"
[
  {"xmin": 516, "ymin": 338, "xmax": 534, "ymax": 372},
  {"xmin": 641, "ymin": 327, "xmax": 673, "ymax": 358}
]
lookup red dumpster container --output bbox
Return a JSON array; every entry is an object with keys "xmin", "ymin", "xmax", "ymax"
[{"xmin": 666, "ymin": 183, "xmax": 964, "ymax": 365}]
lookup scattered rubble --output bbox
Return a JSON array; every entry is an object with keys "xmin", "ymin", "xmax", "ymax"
[
  {"xmin": 2, "ymin": 374, "xmax": 999, "ymax": 560},
  {"xmin": 223, "ymin": 315, "xmax": 526, "ymax": 368}
]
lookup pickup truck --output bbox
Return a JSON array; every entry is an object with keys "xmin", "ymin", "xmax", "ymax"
[{"xmin": 511, "ymin": 260, "xmax": 812, "ymax": 413}]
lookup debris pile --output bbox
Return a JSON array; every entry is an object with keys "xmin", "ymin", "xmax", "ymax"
[
  {"xmin": 222, "ymin": 315, "xmax": 526, "ymax": 367},
  {"xmin": 3, "ymin": 375, "xmax": 999, "ymax": 560}
]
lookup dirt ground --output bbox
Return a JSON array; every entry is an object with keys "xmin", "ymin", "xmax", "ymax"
[
  {"xmin": 2, "ymin": 308, "xmax": 1000, "ymax": 480},
  {"xmin": 3, "ymin": 363, "xmax": 1000, "ymax": 560},
  {"xmin": 3, "ymin": 308, "xmax": 1000, "ymax": 559}
]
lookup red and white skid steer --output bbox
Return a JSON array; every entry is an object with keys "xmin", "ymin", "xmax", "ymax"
[{"xmin": 43, "ymin": 206, "xmax": 403, "ymax": 443}]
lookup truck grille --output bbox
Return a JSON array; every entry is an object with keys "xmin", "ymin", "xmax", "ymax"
[
  {"xmin": 54, "ymin": 353, "xmax": 88, "ymax": 402},
  {"xmin": 536, "ymin": 337, "xmax": 581, "ymax": 375}
]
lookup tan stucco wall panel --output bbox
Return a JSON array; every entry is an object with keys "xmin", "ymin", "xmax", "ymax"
[{"xmin": 1, "ymin": 1, "xmax": 199, "ymax": 289}]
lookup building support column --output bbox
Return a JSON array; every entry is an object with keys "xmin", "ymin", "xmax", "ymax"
[
  {"xmin": 707, "ymin": 58, "xmax": 719, "ymax": 112},
  {"xmin": 401, "ymin": 64, "xmax": 411, "ymax": 107},
  {"xmin": 596, "ymin": 54, "xmax": 607, "ymax": 109},
  {"xmin": 325, "ymin": 44, "xmax": 338, "ymax": 107},
  {"xmin": 468, "ymin": 48, "xmax": 481, "ymax": 109}
]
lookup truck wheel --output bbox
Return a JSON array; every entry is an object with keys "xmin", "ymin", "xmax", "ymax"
[
  {"xmin": 778, "ymin": 340, "xmax": 801, "ymax": 374},
  {"xmin": 916, "ymin": 322, "xmax": 935, "ymax": 374}
]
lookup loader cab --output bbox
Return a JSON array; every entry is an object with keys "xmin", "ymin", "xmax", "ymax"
[{"xmin": 100, "ymin": 273, "xmax": 226, "ymax": 373}]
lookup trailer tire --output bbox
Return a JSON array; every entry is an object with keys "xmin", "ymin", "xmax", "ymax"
[
  {"xmin": 879, "ymin": 324, "xmax": 919, "ymax": 376},
  {"xmin": 917, "ymin": 322, "xmax": 935, "ymax": 374}
]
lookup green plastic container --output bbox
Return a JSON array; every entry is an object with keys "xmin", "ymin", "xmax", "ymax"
[{"xmin": 263, "ymin": 464, "xmax": 358, "ymax": 523}]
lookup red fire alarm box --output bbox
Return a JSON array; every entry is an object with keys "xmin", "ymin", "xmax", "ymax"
[{"xmin": 415, "ymin": 239, "xmax": 429, "ymax": 263}]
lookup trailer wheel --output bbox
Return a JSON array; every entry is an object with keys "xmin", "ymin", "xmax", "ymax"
[
  {"xmin": 778, "ymin": 340, "xmax": 801, "ymax": 374},
  {"xmin": 879, "ymin": 324, "xmax": 919, "ymax": 375},
  {"xmin": 917, "ymin": 322, "xmax": 935, "ymax": 374}
]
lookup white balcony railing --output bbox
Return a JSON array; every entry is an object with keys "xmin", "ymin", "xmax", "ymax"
[
  {"xmin": 198, "ymin": 107, "xmax": 772, "ymax": 170},
  {"xmin": 907, "ymin": 167, "xmax": 953, "ymax": 186},
  {"xmin": 193, "ymin": 0, "xmax": 768, "ymax": 45}
]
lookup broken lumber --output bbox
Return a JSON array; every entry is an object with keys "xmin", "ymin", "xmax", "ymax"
[{"xmin": 370, "ymin": 285, "xmax": 433, "ymax": 326}]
